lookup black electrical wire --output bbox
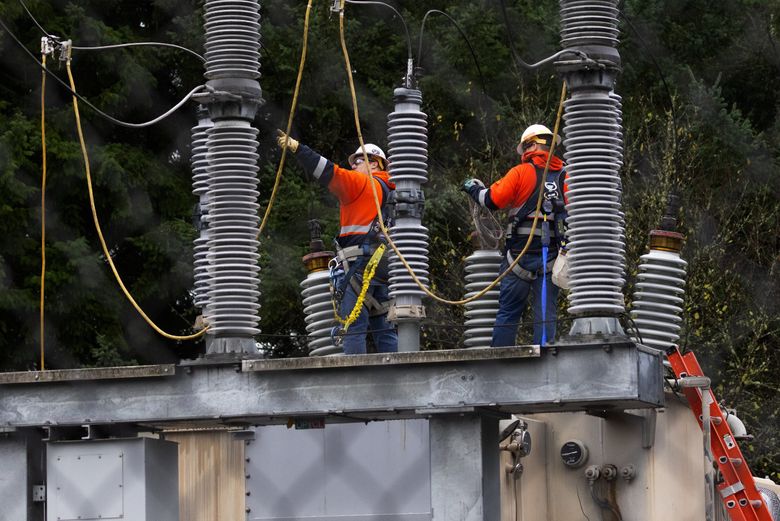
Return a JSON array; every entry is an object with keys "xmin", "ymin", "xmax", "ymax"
[
  {"xmin": 496, "ymin": 0, "xmax": 591, "ymax": 70},
  {"xmin": 417, "ymin": 9, "xmax": 488, "ymax": 96},
  {"xmin": 618, "ymin": 7, "xmax": 679, "ymax": 164},
  {"xmin": 345, "ymin": 0, "xmax": 412, "ymax": 60},
  {"xmin": 0, "ymin": 14, "xmax": 205, "ymax": 128},
  {"xmin": 18, "ymin": 0, "xmax": 51, "ymax": 36},
  {"xmin": 620, "ymin": 312, "xmax": 645, "ymax": 346},
  {"xmin": 497, "ymin": 0, "xmax": 521, "ymax": 70}
]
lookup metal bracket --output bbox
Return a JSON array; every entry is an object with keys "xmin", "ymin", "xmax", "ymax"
[
  {"xmin": 32, "ymin": 485, "xmax": 46, "ymax": 503},
  {"xmin": 389, "ymin": 189, "xmax": 425, "ymax": 219},
  {"xmin": 387, "ymin": 304, "xmax": 426, "ymax": 322},
  {"xmin": 591, "ymin": 408, "xmax": 658, "ymax": 449}
]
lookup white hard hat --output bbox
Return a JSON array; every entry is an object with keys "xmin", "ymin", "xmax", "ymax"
[
  {"xmin": 517, "ymin": 124, "xmax": 560, "ymax": 154},
  {"xmin": 348, "ymin": 143, "xmax": 387, "ymax": 169}
]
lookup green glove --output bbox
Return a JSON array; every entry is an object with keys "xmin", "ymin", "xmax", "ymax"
[
  {"xmin": 462, "ymin": 178, "xmax": 485, "ymax": 193},
  {"xmin": 276, "ymin": 130, "xmax": 299, "ymax": 153}
]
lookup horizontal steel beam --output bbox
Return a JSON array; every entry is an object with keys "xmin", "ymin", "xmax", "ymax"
[{"xmin": 0, "ymin": 343, "xmax": 663, "ymax": 428}]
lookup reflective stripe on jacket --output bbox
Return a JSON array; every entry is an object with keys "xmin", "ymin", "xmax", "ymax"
[
  {"xmin": 330, "ymin": 165, "xmax": 394, "ymax": 244},
  {"xmin": 294, "ymin": 144, "xmax": 395, "ymax": 248}
]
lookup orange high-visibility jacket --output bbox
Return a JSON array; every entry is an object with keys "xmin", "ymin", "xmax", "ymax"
[
  {"xmin": 487, "ymin": 150, "xmax": 567, "ymax": 217},
  {"xmin": 295, "ymin": 144, "xmax": 395, "ymax": 247}
]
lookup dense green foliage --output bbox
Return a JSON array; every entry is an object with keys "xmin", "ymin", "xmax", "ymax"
[{"xmin": 0, "ymin": 0, "xmax": 777, "ymax": 477}]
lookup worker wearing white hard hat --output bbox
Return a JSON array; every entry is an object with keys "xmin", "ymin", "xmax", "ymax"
[
  {"xmin": 462, "ymin": 123, "xmax": 568, "ymax": 347},
  {"xmin": 276, "ymin": 131, "xmax": 398, "ymax": 355}
]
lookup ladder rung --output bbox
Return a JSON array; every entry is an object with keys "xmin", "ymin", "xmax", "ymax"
[
  {"xmin": 720, "ymin": 481, "xmax": 745, "ymax": 498},
  {"xmin": 718, "ymin": 456, "xmax": 744, "ymax": 467},
  {"xmin": 750, "ymin": 500, "xmax": 764, "ymax": 508}
]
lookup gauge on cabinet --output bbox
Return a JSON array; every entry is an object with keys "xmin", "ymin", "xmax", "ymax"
[{"xmin": 560, "ymin": 439, "xmax": 588, "ymax": 468}]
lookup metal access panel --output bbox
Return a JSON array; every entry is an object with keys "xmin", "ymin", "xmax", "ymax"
[
  {"xmin": 47, "ymin": 437, "xmax": 178, "ymax": 521},
  {"xmin": 246, "ymin": 419, "xmax": 432, "ymax": 520},
  {"xmin": 0, "ymin": 436, "xmax": 30, "ymax": 521}
]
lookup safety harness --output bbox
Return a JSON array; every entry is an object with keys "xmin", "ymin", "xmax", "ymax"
[
  {"xmin": 504, "ymin": 165, "xmax": 567, "ymax": 282},
  {"xmin": 330, "ymin": 176, "xmax": 393, "ymax": 319},
  {"xmin": 505, "ymin": 164, "xmax": 567, "ymax": 345}
]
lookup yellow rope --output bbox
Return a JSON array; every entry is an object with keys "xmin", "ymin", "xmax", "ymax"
[
  {"xmin": 257, "ymin": 0, "xmax": 313, "ymax": 238},
  {"xmin": 65, "ymin": 52, "xmax": 206, "ymax": 341},
  {"xmin": 39, "ymin": 53, "xmax": 47, "ymax": 370},
  {"xmin": 332, "ymin": 244, "xmax": 386, "ymax": 332},
  {"xmin": 338, "ymin": 2, "xmax": 567, "ymax": 306}
]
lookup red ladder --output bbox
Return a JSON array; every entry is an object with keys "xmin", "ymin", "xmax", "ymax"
[{"xmin": 666, "ymin": 345, "xmax": 772, "ymax": 521}]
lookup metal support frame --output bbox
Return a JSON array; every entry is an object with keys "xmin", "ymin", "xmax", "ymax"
[
  {"xmin": 0, "ymin": 431, "xmax": 45, "ymax": 520},
  {"xmin": 430, "ymin": 414, "xmax": 500, "ymax": 521},
  {"xmin": 0, "ymin": 343, "xmax": 662, "ymax": 428}
]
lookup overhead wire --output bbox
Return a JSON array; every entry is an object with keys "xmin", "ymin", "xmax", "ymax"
[
  {"xmin": 39, "ymin": 52, "xmax": 47, "ymax": 370},
  {"xmin": 18, "ymin": 0, "xmax": 50, "ymax": 36},
  {"xmin": 497, "ymin": 0, "xmax": 591, "ymax": 70},
  {"xmin": 618, "ymin": 8, "xmax": 678, "ymax": 163},
  {"xmin": 0, "ymin": 15, "xmax": 206, "ymax": 129},
  {"xmin": 344, "ymin": 0, "xmax": 412, "ymax": 60},
  {"xmin": 417, "ymin": 9, "xmax": 488, "ymax": 95},
  {"xmin": 72, "ymin": 42, "xmax": 205, "ymax": 63},
  {"xmin": 258, "ymin": 0, "xmax": 314, "ymax": 237},
  {"xmin": 18, "ymin": 0, "xmax": 204, "ymax": 62},
  {"xmin": 339, "ymin": 0, "xmax": 567, "ymax": 306},
  {"xmin": 64, "ymin": 48, "xmax": 206, "ymax": 341}
]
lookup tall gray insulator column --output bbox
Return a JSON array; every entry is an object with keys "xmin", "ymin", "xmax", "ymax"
[
  {"xmin": 191, "ymin": 106, "xmax": 213, "ymax": 312},
  {"xmin": 195, "ymin": 0, "xmax": 264, "ymax": 354},
  {"xmin": 556, "ymin": 0, "xmax": 627, "ymax": 337},
  {"xmin": 386, "ymin": 87, "xmax": 429, "ymax": 351},
  {"xmin": 300, "ymin": 220, "xmax": 339, "ymax": 356},
  {"xmin": 630, "ymin": 197, "xmax": 687, "ymax": 350}
]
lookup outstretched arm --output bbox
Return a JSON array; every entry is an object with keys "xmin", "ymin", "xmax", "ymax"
[
  {"xmin": 276, "ymin": 131, "xmax": 334, "ymax": 187},
  {"xmin": 462, "ymin": 178, "xmax": 499, "ymax": 210}
]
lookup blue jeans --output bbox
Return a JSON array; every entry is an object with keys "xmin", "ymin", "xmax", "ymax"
[
  {"xmin": 492, "ymin": 251, "xmax": 559, "ymax": 347},
  {"xmin": 336, "ymin": 273, "xmax": 398, "ymax": 355}
]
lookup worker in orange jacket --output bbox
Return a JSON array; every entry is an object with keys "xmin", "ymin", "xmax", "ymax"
[
  {"xmin": 277, "ymin": 131, "xmax": 398, "ymax": 354},
  {"xmin": 463, "ymin": 124, "xmax": 568, "ymax": 347}
]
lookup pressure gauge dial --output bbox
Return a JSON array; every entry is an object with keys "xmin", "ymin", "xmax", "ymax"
[
  {"xmin": 512, "ymin": 429, "xmax": 532, "ymax": 458},
  {"xmin": 560, "ymin": 439, "xmax": 588, "ymax": 468}
]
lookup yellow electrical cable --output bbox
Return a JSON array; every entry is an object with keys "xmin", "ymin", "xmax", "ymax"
[
  {"xmin": 65, "ymin": 52, "xmax": 207, "ymax": 341},
  {"xmin": 39, "ymin": 52, "xmax": 47, "ymax": 370},
  {"xmin": 257, "ymin": 0, "xmax": 313, "ymax": 238},
  {"xmin": 338, "ymin": 1, "xmax": 567, "ymax": 306},
  {"xmin": 332, "ymin": 244, "xmax": 386, "ymax": 331}
]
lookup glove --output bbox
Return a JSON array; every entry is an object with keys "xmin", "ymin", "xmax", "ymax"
[
  {"xmin": 276, "ymin": 130, "xmax": 299, "ymax": 153},
  {"xmin": 461, "ymin": 178, "xmax": 485, "ymax": 193}
]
